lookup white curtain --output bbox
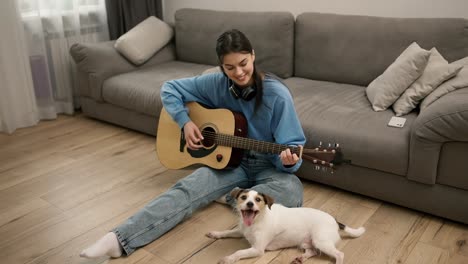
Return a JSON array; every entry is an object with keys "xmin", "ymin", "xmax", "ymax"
[
  {"xmin": 0, "ymin": 0, "xmax": 109, "ymax": 134},
  {"xmin": 0, "ymin": 0, "xmax": 39, "ymax": 134}
]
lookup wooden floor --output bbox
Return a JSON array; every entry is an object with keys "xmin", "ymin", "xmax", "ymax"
[{"xmin": 1, "ymin": 114, "xmax": 467, "ymax": 264}]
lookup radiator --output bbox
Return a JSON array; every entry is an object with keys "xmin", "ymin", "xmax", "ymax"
[{"xmin": 22, "ymin": 11, "xmax": 108, "ymax": 115}]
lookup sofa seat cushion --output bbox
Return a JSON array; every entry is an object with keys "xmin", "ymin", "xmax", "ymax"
[
  {"xmin": 284, "ymin": 77, "xmax": 418, "ymax": 176},
  {"xmin": 102, "ymin": 61, "xmax": 212, "ymax": 117}
]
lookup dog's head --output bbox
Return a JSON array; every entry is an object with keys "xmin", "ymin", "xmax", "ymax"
[{"xmin": 230, "ymin": 188, "xmax": 274, "ymax": 227}]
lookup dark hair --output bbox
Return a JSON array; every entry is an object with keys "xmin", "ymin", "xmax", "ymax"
[{"xmin": 216, "ymin": 29, "xmax": 263, "ymax": 110}]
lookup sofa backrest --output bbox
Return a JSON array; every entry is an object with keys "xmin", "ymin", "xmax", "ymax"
[
  {"xmin": 175, "ymin": 8, "xmax": 295, "ymax": 78},
  {"xmin": 295, "ymin": 12, "xmax": 468, "ymax": 86}
]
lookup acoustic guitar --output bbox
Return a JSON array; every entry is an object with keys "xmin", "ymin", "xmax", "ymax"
[{"xmin": 156, "ymin": 102, "xmax": 346, "ymax": 170}]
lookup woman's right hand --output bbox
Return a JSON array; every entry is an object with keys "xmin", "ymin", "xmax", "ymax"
[{"xmin": 183, "ymin": 121, "xmax": 204, "ymax": 150}]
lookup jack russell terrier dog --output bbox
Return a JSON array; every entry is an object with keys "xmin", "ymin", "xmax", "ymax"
[{"xmin": 206, "ymin": 188, "xmax": 365, "ymax": 264}]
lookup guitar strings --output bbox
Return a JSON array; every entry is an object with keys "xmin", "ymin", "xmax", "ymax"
[
  {"xmin": 200, "ymin": 131, "xmax": 334, "ymax": 153},
  {"xmin": 200, "ymin": 130, "xmax": 300, "ymax": 155},
  {"xmin": 200, "ymin": 131, "xmax": 338, "ymax": 165}
]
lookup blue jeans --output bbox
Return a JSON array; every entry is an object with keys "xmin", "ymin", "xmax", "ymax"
[{"xmin": 113, "ymin": 151, "xmax": 304, "ymax": 255}]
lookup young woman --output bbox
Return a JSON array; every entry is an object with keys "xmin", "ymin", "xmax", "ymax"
[{"xmin": 80, "ymin": 29, "xmax": 306, "ymax": 259}]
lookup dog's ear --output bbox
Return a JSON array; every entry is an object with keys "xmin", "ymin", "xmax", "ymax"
[
  {"xmin": 230, "ymin": 188, "xmax": 244, "ymax": 200},
  {"xmin": 262, "ymin": 193, "xmax": 275, "ymax": 209}
]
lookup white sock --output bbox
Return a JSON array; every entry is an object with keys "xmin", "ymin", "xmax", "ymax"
[{"xmin": 80, "ymin": 232, "xmax": 123, "ymax": 259}]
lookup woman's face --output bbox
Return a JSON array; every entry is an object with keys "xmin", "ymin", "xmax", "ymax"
[{"xmin": 221, "ymin": 51, "xmax": 255, "ymax": 88}]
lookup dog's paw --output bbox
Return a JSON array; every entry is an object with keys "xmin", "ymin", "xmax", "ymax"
[
  {"xmin": 206, "ymin": 231, "xmax": 221, "ymax": 239},
  {"xmin": 290, "ymin": 256, "xmax": 303, "ymax": 264},
  {"xmin": 218, "ymin": 256, "xmax": 235, "ymax": 264}
]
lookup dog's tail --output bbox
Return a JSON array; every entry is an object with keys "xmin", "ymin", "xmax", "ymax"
[{"xmin": 337, "ymin": 221, "xmax": 365, "ymax": 238}]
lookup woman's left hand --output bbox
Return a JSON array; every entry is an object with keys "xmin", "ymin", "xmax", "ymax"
[{"xmin": 280, "ymin": 147, "xmax": 300, "ymax": 166}]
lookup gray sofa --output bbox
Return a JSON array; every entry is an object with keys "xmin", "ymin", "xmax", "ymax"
[{"xmin": 70, "ymin": 8, "xmax": 468, "ymax": 224}]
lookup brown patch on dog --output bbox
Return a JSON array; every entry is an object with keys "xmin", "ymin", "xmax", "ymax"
[
  {"xmin": 230, "ymin": 188, "xmax": 247, "ymax": 200},
  {"xmin": 261, "ymin": 193, "xmax": 275, "ymax": 209}
]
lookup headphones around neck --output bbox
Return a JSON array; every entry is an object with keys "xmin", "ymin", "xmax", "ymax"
[{"xmin": 229, "ymin": 80, "xmax": 257, "ymax": 101}]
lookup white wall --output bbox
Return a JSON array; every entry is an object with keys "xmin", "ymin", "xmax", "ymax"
[{"xmin": 163, "ymin": 0, "xmax": 468, "ymax": 24}]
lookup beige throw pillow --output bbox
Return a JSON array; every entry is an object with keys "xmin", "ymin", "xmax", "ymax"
[
  {"xmin": 114, "ymin": 16, "xmax": 173, "ymax": 65},
  {"xmin": 392, "ymin": 48, "xmax": 463, "ymax": 116},
  {"xmin": 452, "ymin": 56, "xmax": 468, "ymax": 66},
  {"xmin": 420, "ymin": 60, "xmax": 468, "ymax": 111},
  {"xmin": 366, "ymin": 42, "xmax": 431, "ymax": 111}
]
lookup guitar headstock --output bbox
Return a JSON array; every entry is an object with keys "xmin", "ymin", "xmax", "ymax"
[{"xmin": 301, "ymin": 142, "xmax": 350, "ymax": 172}]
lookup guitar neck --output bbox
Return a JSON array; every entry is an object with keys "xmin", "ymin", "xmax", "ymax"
[{"xmin": 214, "ymin": 132, "xmax": 301, "ymax": 156}]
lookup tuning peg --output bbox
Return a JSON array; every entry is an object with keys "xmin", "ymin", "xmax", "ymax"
[
  {"xmin": 321, "ymin": 161, "xmax": 326, "ymax": 165},
  {"xmin": 328, "ymin": 143, "xmax": 332, "ymax": 148},
  {"xmin": 319, "ymin": 141, "xmax": 322, "ymax": 147},
  {"xmin": 335, "ymin": 143, "xmax": 340, "ymax": 148},
  {"xmin": 313, "ymin": 159, "xmax": 317, "ymax": 163}
]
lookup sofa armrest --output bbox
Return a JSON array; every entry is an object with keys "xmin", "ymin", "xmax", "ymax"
[
  {"xmin": 408, "ymin": 88, "xmax": 468, "ymax": 184},
  {"xmin": 70, "ymin": 41, "xmax": 176, "ymax": 101}
]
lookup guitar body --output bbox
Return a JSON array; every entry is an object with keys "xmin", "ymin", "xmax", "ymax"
[{"xmin": 156, "ymin": 102, "xmax": 247, "ymax": 169}]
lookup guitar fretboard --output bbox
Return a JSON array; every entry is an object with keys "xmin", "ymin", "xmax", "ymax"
[{"xmin": 203, "ymin": 131, "xmax": 301, "ymax": 156}]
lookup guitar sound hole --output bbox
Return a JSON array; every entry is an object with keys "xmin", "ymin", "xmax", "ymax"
[{"xmin": 201, "ymin": 126, "xmax": 216, "ymax": 148}]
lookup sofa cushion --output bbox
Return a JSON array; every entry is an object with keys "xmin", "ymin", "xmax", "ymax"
[
  {"xmin": 102, "ymin": 61, "xmax": 211, "ymax": 116},
  {"xmin": 114, "ymin": 16, "xmax": 173, "ymax": 66},
  {"xmin": 392, "ymin": 48, "xmax": 463, "ymax": 116},
  {"xmin": 174, "ymin": 8, "xmax": 294, "ymax": 78},
  {"xmin": 420, "ymin": 56, "xmax": 468, "ymax": 111},
  {"xmin": 366, "ymin": 42, "xmax": 431, "ymax": 111},
  {"xmin": 284, "ymin": 77, "xmax": 418, "ymax": 176},
  {"xmin": 295, "ymin": 12, "xmax": 468, "ymax": 86}
]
